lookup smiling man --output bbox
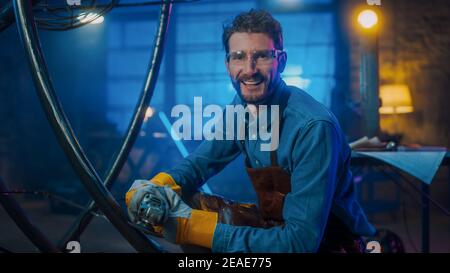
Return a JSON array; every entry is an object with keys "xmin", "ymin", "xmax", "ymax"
[
  {"xmin": 226, "ymin": 32, "xmax": 284, "ymax": 103},
  {"xmin": 125, "ymin": 9, "xmax": 375, "ymax": 253}
]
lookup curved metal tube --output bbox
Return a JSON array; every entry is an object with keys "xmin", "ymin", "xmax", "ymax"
[
  {"xmin": 0, "ymin": 0, "xmax": 39, "ymax": 32},
  {"xmin": 13, "ymin": 0, "xmax": 171, "ymax": 253},
  {"xmin": 57, "ymin": 1, "xmax": 174, "ymax": 249},
  {"xmin": 0, "ymin": 178, "xmax": 59, "ymax": 253},
  {"xmin": 0, "ymin": 1, "xmax": 14, "ymax": 32}
]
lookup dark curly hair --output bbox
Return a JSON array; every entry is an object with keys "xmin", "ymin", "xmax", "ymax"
[{"xmin": 222, "ymin": 9, "xmax": 284, "ymax": 54}]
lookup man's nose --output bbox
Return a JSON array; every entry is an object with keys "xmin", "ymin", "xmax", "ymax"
[{"xmin": 242, "ymin": 56, "xmax": 258, "ymax": 75}]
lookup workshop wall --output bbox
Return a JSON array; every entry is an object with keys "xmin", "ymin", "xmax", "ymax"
[{"xmin": 346, "ymin": 0, "xmax": 450, "ymax": 147}]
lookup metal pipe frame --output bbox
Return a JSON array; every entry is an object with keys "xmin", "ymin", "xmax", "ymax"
[
  {"xmin": 13, "ymin": 0, "xmax": 172, "ymax": 253},
  {"xmin": 57, "ymin": 0, "xmax": 174, "ymax": 250},
  {"xmin": 0, "ymin": 177, "xmax": 59, "ymax": 253},
  {"xmin": 0, "ymin": 0, "xmax": 15, "ymax": 32},
  {"xmin": 0, "ymin": 0, "xmax": 39, "ymax": 32}
]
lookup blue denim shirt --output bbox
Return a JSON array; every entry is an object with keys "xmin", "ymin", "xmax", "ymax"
[{"xmin": 166, "ymin": 80, "xmax": 376, "ymax": 252}]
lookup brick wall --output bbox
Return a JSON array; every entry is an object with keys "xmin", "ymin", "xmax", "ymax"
[{"xmin": 346, "ymin": 0, "xmax": 450, "ymax": 147}]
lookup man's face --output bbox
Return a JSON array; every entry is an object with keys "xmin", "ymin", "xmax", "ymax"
[{"xmin": 226, "ymin": 32, "xmax": 286, "ymax": 104}]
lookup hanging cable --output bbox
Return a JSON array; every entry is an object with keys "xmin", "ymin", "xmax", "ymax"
[{"xmin": 30, "ymin": 0, "xmax": 201, "ymax": 31}]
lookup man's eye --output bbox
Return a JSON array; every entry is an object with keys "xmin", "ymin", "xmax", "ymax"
[
  {"xmin": 231, "ymin": 53, "xmax": 245, "ymax": 60},
  {"xmin": 255, "ymin": 51, "xmax": 271, "ymax": 60}
]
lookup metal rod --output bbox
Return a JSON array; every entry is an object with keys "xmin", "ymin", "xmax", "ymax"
[
  {"xmin": 421, "ymin": 183, "xmax": 430, "ymax": 253},
  {"xmin": 13, "ymin": 0, "xmax": 171, "ymax": 253},
  {"xmin": 359, "ymin": 31, "xmax": 380, "ymax": 137},
  {"xmin": 57, "ymin": 0, "xmax": 174, "ymax": 249},
  {"xmin": 0, "ymin": 177, "xmax": 59, "ymax": 253},
  {"xmin": 389, "ymin": 166, "xmax": 450, "ymax": 217},
  {"xmin": 0, "ymin": 0, "xmax": 40, "ymax": 32},
  {"xmin": 0, "ymin": 0, "xmax": 14, "ymax": 32}
]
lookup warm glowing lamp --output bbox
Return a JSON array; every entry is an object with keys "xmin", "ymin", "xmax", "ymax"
[
  {"xmin": 379, "ymin": 84, "xmax": 414, "ymax": 114},
  {"xmin": 357, "ymin": 9, "xmax": 378, "ymax": 29}
]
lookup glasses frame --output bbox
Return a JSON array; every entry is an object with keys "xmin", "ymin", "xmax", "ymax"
[{"xmin": 226, "ymin": 49, "xmax": 285, "ymax": 66}]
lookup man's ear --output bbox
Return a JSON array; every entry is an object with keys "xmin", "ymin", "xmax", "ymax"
[{"xmin": 277, "ymin": 52, "xmax": 287, "ymax": 73}]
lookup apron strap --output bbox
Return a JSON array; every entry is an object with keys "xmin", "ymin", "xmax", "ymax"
[{"xmin": 270, "ymin": 150, "xmax": 279, "ymax": 167}]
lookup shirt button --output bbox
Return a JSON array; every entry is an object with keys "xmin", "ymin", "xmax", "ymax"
[{"xmin": 255, "ymin": 160, "xmax": 260, "ymax": 165}]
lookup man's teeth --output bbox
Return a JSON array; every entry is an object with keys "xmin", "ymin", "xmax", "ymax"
[{"xmin": 242, "ymin": 80, "xmax": 262, "ymax": 85}]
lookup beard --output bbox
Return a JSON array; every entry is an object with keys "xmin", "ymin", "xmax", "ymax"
[{"xmin": 231, "ymin": 72, "xmax": 279, "ymax": 104}]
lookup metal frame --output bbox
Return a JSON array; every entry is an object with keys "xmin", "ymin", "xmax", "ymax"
[
  {"xmin": 12, "ymin": 0, "xmax": 172, "ymax": 252},
  {"xmin": 0, "ymin": 177, "xmax": 59, "ymax": 252}
]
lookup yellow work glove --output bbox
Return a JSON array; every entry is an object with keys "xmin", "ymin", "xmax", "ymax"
[
  {"xmin": 125, "ymin": 172, "xmax": 181, "ymax": 208},
  {"xmin": 125, "ymin": 173, "xmax": 217, "ymax": 248},
  {"xmin": 160, "ymin": 185, "xmax": 218, "ymax": 248},
  {"xmin": 125, "ymin": 173, "xmax": 180, "ymax": 228}
]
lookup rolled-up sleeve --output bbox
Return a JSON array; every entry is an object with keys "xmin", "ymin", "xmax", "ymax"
[{"xmin": 212, "ymin": 120, "xmax": 341, "ymax": 252}]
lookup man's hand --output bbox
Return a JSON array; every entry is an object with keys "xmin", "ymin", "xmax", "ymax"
[
  {"xmin": 125, "ymin": 179, "xmax": 170, "ymax": 225},
  {"xmin": 125, "ymin": 173, "xmax": 181, "ymax": 223},
  {"xmin": 125, "ymin": 178, "xmax": 218, "ymax": 248},
  {"xmin": 158, "ymin": 186, "xmax": 218, "ymax": 248}
]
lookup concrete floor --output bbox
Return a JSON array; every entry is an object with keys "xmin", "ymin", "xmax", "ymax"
[
  {"xmin": 0, "ymin": 197, "xmax": 184, "ymax": 253},
  {"xmin": 1, "ymin": 178, "xmax": 449, "ymax": 253}
]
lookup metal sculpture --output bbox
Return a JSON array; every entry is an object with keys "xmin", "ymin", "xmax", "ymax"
[{"xmin": 4, "ymin": 0, "xmax": 173, "ymax": 252}]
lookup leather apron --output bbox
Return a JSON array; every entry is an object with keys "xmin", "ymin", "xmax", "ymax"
[{"xmin": 188, "ymin": 148, "xmax": 364, "ymax": 253}]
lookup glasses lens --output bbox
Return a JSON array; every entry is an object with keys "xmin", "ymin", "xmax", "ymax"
[
  {"xmin": 254, "ymin": 50, "xmax": 275, "ymax": 64},
  {"xmin": 228, "ymin": 51, "xmax": 246, "ymax": 63},
  {"xmin": 228, "ymin": 50, "xmax": 280, "ymax": 66}
]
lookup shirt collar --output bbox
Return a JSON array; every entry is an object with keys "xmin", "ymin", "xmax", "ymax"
[{"xmin": 234, "ymin": 79, "xmax": 287, "ymax": 129}]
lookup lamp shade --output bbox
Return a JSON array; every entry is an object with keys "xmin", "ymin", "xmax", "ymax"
[{"xmin": 379, "ymin": 84, "xmax": 414, "ymax": 114}]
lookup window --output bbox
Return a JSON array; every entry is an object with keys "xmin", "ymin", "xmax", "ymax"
[{"xmin": 104, "ymin": 0, "xmax": 339, "ymax": 201}]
